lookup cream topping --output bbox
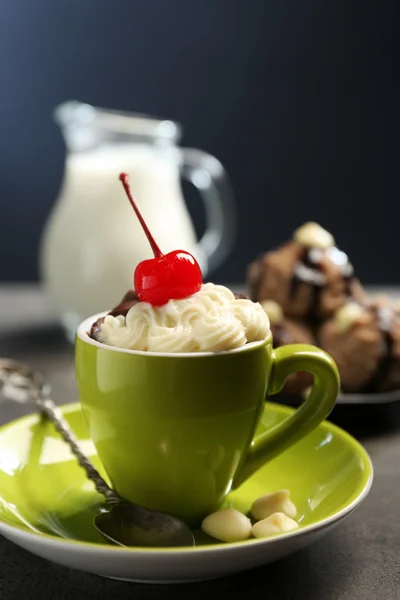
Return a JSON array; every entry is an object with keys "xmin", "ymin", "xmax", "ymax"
[{"xmin": 98, "ymin": 283, "xmax": 270, "ymax": 353}]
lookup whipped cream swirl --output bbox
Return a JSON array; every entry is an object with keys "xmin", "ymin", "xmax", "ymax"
[{"xmin": 97, "ymin": 283, "xmax": 270, "ymax": 353}]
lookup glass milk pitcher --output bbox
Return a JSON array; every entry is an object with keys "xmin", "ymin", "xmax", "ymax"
[{"xmin": 40, "ymin": 101, "xmax": 236, "ymax": 340}]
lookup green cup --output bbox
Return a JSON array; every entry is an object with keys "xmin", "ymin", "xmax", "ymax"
[{"xmin": 76, "ymin": 314, "xmax": 339, "ymax": 525}]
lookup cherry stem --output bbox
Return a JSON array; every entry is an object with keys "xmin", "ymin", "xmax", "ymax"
[{"xmin": 119, "ymin": 173, "xmax": 163, "ymax": 258}]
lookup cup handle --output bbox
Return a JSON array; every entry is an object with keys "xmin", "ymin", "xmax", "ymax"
[
  {"xmin": 178, "ymin": 148, "xmax": 236, "ymax": 274},
  {"xmin": 232, "ymin": 344, "xmax": 340, "ymax": 488}
]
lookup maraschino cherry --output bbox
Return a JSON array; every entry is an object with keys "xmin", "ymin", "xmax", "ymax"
[{"xmin": 119, "ymin": 173, "xmax": 203, "ymax": 306}]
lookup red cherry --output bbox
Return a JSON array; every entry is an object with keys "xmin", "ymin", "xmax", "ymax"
[
  {"xmin": 134, "ymin": 250, "xmax": 203, "ymax": 306},
  {"xmin": 119, "ymin": 173, "xmax": 203, "ymax": 306}
]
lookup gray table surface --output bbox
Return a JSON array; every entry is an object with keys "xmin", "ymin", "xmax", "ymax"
[{"xmin": 1, "ymin": 285, "xmax": 400, "ymax": 600}]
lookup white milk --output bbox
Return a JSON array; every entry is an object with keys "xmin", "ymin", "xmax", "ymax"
[{"xmin": 40, "ymin": 144, "xmax": 203, "ymax": 336}]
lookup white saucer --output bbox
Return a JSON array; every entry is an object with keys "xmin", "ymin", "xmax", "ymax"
[{"xmin": 0, "ymin": 402, "xmax": 373, "ymax": 583}]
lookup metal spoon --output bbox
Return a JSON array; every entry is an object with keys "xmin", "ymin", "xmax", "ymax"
[{"xmin": 0, "ymin": 358, "xmax": 194, "ymax": 548}]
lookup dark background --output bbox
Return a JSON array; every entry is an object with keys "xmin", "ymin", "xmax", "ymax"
[{"xmin": 0, "ymin": 0, "xmax": 398, "ymax": 284}]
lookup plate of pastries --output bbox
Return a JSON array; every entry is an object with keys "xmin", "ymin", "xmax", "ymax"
[{"xmin": 246, "ymin": 222, "xmax": 400, "ymax": 404}]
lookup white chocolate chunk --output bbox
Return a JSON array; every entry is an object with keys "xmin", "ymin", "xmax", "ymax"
[
  {"xmin": 251, "ymin": 490, "xmax": 297, "ymax": 521},
  {"xmin": 201, "ymin": 508, "xmax": 252, "ymax": 543},
  {"xmin": 335, "ymin": 303, "xmax": 366, "ymax": 333},
  {"xmin": 252, "ymin": 512, "xmax": 299, "ymax": 538},
  {"xmin": 293, "ymin": 222, "xmax": 334, "ymax": 250},
  {"xmin": 260, "ymin": 300, "xmax": 284, "ymax": 325}
]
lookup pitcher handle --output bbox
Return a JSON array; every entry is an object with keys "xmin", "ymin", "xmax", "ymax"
[{"xmin": 178, "ymin": 148, "xmax": 236, "ymax": 274}]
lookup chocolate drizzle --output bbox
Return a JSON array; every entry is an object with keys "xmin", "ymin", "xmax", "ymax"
[
  {"xmin": 290, "ymin": 246, "xmax": 354, "ymax": 323},
  {"xmin": 289, "ymin": 247, "xmax": 324, "ymax": 322}
]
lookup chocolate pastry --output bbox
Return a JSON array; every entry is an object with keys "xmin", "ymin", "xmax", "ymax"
[
  {"xmin": 318, "ymin": 299, "xmax": 400, "ymax": 393},
  {"xmin": 365, "ymin": 296, "xmax": 400, "ymax": 393},
  {"xmin": 90, "ymin": 289, "xmax": 140, "ymax": 340},
  {"xmin": 247, "ymin": 223, "xmax": 365, "ymax": 323},
  {"xmin": 261, "ymin": 300, "xmax": 315, "ymax": 395}
]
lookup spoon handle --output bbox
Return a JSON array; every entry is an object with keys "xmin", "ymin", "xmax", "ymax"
[
  {"xmin": 0, "ymin": 358, "xmax": 119, "ymax": 504},
  {"xmin": 37, "ymin": 394, "xmax": 120, "ymax": 504}
]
